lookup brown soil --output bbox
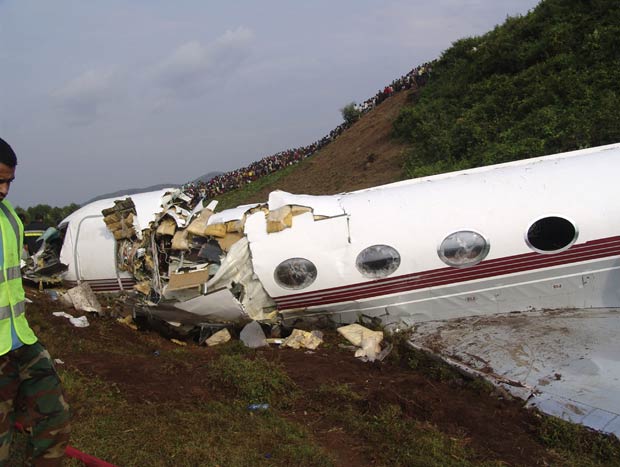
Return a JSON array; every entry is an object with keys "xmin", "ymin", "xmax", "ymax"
[
  {"xmin": 243, "ymin": 89, "xmax": 413, "ymax": 204},
  {"xmin": 27, "ymin": 287, "xmax": 558, "ymax": 467}
]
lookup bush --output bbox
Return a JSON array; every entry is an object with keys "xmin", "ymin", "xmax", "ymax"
[{"xmin": 340, "ymin": 102, "xmax": 361, "ymax": 125}]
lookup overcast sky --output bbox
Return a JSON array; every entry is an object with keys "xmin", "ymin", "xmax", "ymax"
[{"xmin": 0, "ymin": 0, "xmax": 540, "ymax": 208}]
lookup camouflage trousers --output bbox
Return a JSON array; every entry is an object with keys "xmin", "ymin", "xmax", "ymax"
[{"xmin": 0, "ymin": 342, "xmax": 70, "ymax": 466}]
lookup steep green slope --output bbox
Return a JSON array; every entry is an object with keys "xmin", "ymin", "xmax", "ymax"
[{"xmin": 393, "ymin": 0, "xmax": 620, "ymax": 177}]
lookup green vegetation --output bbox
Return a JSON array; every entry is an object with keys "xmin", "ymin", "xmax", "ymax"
[
  {"xmin": 538, "ymin": 416, "xmax": 620, "ymax": 467},
  {"xmin": 340, "ymin": 102, "xmax": 361, "ymax": 125},
  {"xmin": 62, "ymin": 371, "xmax": 333, "ymax": 467},
  {"xmin": 215, "ymin": 163, "xmax": 299, "ymax": 210},
  {"xmin": 207, "ymin": 353, "xmax": 298, "ymax": 407},
  {"xmin": 393, "ymin": 0, "xmax": 620, "ymax": 178},
  {"xmin": 313, "ymin": 385, "xmax": 500, "ymax": 467},
  {"xmin": 349, "ymin": 406, "xmax": 496, "ymax": 467},
  {"xmin": 15, "ymin": 203, "xmax": 80, "ymax": 226}
]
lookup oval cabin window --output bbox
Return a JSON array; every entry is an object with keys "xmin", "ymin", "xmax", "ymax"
[
  {"xmin": 356, "ymin": 245, "xmax": 401, "ymax": 278},
  {"xmin": 438, "ymin": 230, "xmax": 489, "ymax": 268},
  {"xmin": 526, "ymin": 216, "xmax": 578, "ymax": 253},
  {"xmin": 274, "ymin": 258, "xmax": 317, "ymax": 289}
]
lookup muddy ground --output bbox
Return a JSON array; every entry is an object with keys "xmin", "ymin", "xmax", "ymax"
[{"xmin": 23, "ymin": 285, "xmax": 572, "ymax": 467}]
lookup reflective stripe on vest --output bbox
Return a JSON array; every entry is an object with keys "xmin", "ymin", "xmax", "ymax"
[
  {"xmin": 0, "ymin": 266, "xmax": 21, "ymax": 283},
  {"xmin": 0, "ymin": 300, "xmax": 25, "ymax": 320},
  {"xmin": 24, "ymin": 230, "xmax": 45, "ymax": 237},
  {"xmin": 0, "ymin": 205, "xmax": 19, "ymax": 239}
]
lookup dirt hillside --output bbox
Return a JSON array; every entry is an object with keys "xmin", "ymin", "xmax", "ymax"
[{"xmin": 243, "ymin": 89, "xmax": 413, "ymax": 203}]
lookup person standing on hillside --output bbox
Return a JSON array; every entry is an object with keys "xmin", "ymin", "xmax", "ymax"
[{"xmin": 0, "ymin": 137, "xmax": 70, "ymax": 465}]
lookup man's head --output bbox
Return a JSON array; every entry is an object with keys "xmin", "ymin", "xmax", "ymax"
[{"xmin": 0, "ymin": 138, "xmax": 17, "ymax": 201}]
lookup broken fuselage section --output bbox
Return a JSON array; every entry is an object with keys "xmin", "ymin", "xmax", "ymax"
[{"xmin": 26, "ymin": 142, "xmax": 620, "ymax": 327}]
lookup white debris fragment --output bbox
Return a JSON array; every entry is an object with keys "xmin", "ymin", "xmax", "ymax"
[
  {"xmin": 205, "ymin": 328, "xmax": 232, "ymax": 347},
  {"xmin": 337, "ymin": 323, "xmax": 384, "ymax": 362},
  {"xmin": 240, "ymin": 321, "xmax": 268, "ymax": 348},
  {"xmin": 52, "ymin": 312, "xmax": 90, "ymax": 328},
  {"xmin": 281, "ymin": 329, "xmax": 323, "ymax": 350},
  {"xmin": 63, "ymin": 283, "xmax": 102, "ymax": 314}
]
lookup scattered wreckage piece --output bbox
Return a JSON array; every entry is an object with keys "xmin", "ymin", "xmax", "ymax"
[
  {"xmin": 240, "ymin": 321, "xmax": 268, "ymax": 348},
  {"xmin": 52, "ymin": 312, "xmax": 89, "ymax": 328},
  {"xmin": 280, "ymin": 329, "xmax": 323, "ymax": 350},
  {"xmin": 409, "ymin": 309, "xmax": 620, "ymax": 438},
  {"xmin": 60, "ymin": 282, "xmax": 102, "ymax": 314},
  {"xmin": 205, "ymin": 328, "xmax": 232, "ymax": 347},
  {"xmin": 337, "ymin": 323, "xmax": 385, "ymax": 361},
  {"xmin": 22, "ymin": 227, "xmax": 67, "ymax": 285}
]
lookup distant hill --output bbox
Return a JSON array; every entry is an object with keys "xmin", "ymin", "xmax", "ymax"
[
  {"xmin": 84, "ymin": 171, "xmax": 222, "ymax": 204},
  {"xmin": 214, "ymin": 0, "xmax": 620, "ymax": 209}
]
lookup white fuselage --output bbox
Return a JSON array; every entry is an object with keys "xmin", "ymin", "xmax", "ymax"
[
  {"xmin": 56, "ymin": 143, "xmax": 620, "ymax": 325},
  {"xmin": 243, "ymin": 143, "xmax": 620, "ymax": 324}
]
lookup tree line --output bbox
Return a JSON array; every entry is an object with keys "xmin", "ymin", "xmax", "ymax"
[{"xmin": 15, "ymin": 203, "xmax": 80, "ymax": 228}]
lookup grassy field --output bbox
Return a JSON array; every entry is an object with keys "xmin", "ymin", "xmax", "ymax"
[{"xmin": 9, "ymin": 290, "xmax": 620, "ymax": 466}]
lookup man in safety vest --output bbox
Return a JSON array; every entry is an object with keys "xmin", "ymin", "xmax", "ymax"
[{"xmin": 0, "ymin": 137, "xmax": 70, "ymax": 465}]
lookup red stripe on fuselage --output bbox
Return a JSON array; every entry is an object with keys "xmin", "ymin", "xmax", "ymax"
[{"xmin": 273, "ymin": 236, "xmax": 620, "ymax": 309}]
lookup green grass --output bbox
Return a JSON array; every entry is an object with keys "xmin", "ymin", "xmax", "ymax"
[
  {"xmin": 537, "ymin": 415, "xmax": 620, "ymax": 467},
  {"xmin": 213, "ymin": 164, "xmax": 300, "ymax": 210},
  {"xmin": 60, "ymin": 369, "xmax": 332, "ymax": 467},
  {"xmin": 312, "ymin": 385, "xmax": 501, "ymax": 467},
  {"xmin": 207, "ymin": 353, "xmax": 299, "ymax": 407}
]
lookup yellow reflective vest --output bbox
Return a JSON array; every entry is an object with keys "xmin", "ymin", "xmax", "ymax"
[{"xmin": 0, "ymin": 200, "xmax": 37, "ymax": 355}]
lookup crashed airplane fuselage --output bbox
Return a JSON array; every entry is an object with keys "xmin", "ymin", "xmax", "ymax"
[
  {"xmin": 33, "ymin": 142, "xmax": 620, "ymax": 325},
  {"xmin": 25, "ymin": 141, "xmax": 620, "ymax": 438}
]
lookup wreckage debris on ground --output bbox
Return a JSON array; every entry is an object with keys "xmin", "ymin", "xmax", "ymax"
[{"xmin": 40, "ymin": 282, "xmax": 390, "ymax": 360}]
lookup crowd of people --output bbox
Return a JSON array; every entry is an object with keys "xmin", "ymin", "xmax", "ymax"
[
  {"xmin": 354, "ymin": 62, "xmax": 433, "ymax": 114},
  {"xmin": 183, "ymin": 62, "xmax": 433, "ymax": 200}
]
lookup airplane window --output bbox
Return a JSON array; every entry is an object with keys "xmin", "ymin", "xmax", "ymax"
[
  {"xmin": 356, "ymin": 245, "xmax": 401, "ymax": 278},
  {"xmin": 526, "ymin": 216, "xmax": 578, "ymax": 253},
  {"xmin": 274, "ymin": 258, "xmax": 317, "ymax": 289},
  {"xmin": 438, "ymin": 230, "xmax": 489, "ymax": 268}
]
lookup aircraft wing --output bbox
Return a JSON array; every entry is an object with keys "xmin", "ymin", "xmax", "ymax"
[{"xmin": 409, "ymin": 308, "xmax": 620, "ymax": 437}]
